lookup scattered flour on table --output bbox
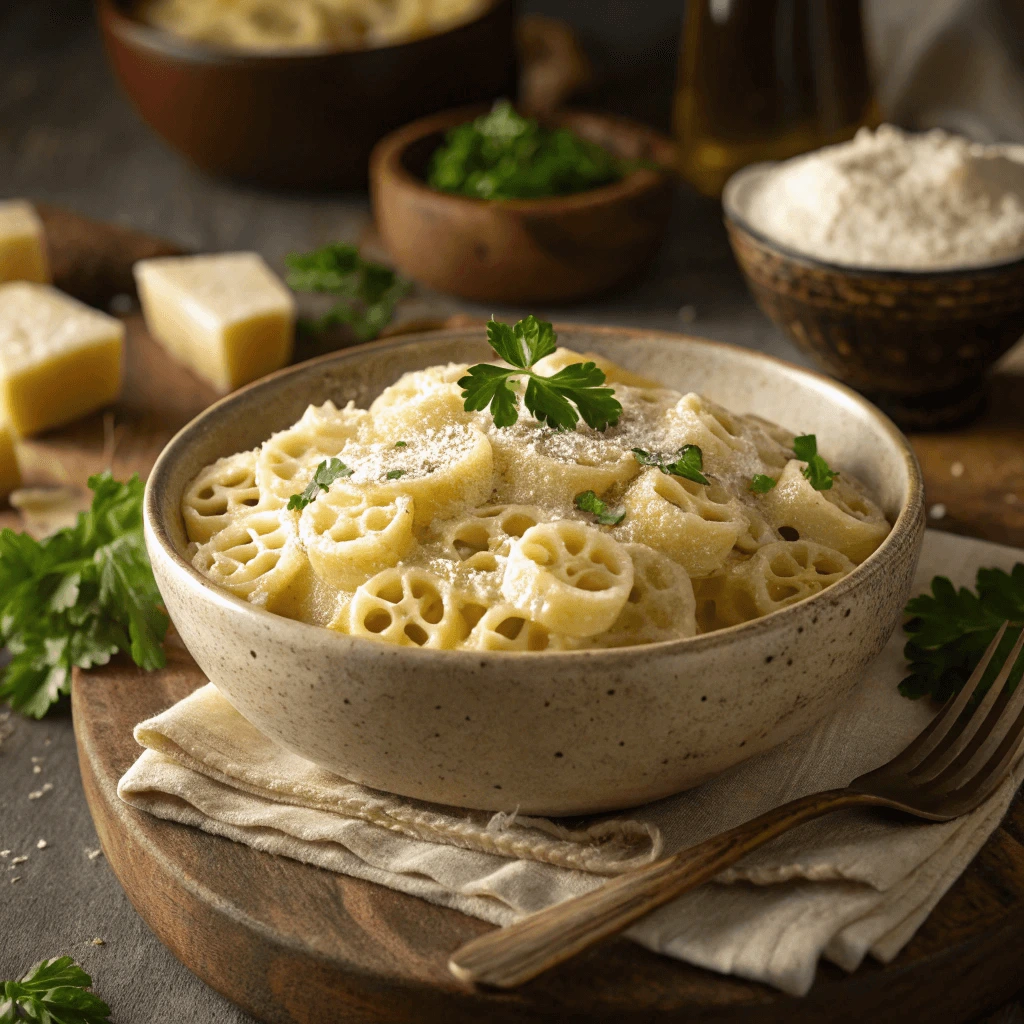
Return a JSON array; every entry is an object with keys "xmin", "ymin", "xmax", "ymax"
[{"xmin": 739, "ymin": 124, "xmax": 1024, "ymax": 269}]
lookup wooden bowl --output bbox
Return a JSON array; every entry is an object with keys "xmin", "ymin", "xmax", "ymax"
[
  {"xmin": 95, "ymin": 0, "xmax": 516, "ymax": 189},
  {"xmin": 723, "ymin": 162, "xmax": 1024, "ymax": 431},
  {"xmin": 369, "ymin": 106, "xmax": 677, "ymax": 303},
  {"xmin": 144, "ymin": 325, "xmax": 923, "ymax": 816}
]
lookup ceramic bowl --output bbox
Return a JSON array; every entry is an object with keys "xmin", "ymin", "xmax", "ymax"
[
  {"xmin": 723, "ymin": 162, "xmax": 1024, "ymax": 431},
  {"xmin": 95, "ymin": 0, "xmax": 516, "ymax": 189},
  {"xmin": 369, "ymin": 106, "xmax": 677, "ymax": 303},
  {"xmin": 144, "ymin": 326, "xmax": 925, "ymax": 816}
]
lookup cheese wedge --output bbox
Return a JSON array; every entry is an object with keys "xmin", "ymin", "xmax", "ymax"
[
  {"xmin": 0, "ymin": 283, "xmax": 125, "ymax": 437},
  {"xmin": 0, "ymin": 200, "xmax": 50, "ymax": 285},
  {"xmin": 134, "ymin": 253, "xmax": 296, "ymax": 393},
  {"xmin": 0, "ymin": 419, "xmax": 20, "ymax": 499}
]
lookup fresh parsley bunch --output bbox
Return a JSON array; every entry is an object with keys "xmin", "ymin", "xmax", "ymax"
[
  {"xmin": 460, "ymin": 316, "xmax": 621, "ymax": 431},
  {"xmin": 1, "ymin": 956, "xmax": 111, "ymax": 1023},
  {"xmin": 0, "ymin": 473, "xmax": 168, "ymax": 719},
  {"xmin": 427, "ymin": 100, "xmax": 628, "ymax": 200},
  {"xmin": 285, "ymin": 243, "xmax": 409, "ymax": 348},
  {"xmin": 900, "ymin": 565, "xmax": 1024, "ymax": 701}
]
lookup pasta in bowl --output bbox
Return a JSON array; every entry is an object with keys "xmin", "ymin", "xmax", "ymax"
[
  {"xmin": 181, "ymin": 339, "xmax": 892, "ymax": 650},
  {"xmin": 145, "ymin": 325, "xmax": 924, "ymax": 815}
]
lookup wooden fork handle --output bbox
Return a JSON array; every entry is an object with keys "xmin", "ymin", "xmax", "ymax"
[{"xmin": 449, "ymin": 787, "xmax": 879, "ymax": 988}]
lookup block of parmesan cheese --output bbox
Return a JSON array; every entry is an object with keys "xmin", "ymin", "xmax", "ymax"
[
  {"xmin": 134, "ymin": 253, "xmax": 296, "ymax": 393},
  {"xmin": 0, "ymin": 419, "xmax": 20, "ymax": 499},
  {"xmin": 0, "ymin": 200, "xmax": 50, "ymax": 285},
  {"xmin": 0, "ymin": 283, "xmax": 125, "ymax": 437}
]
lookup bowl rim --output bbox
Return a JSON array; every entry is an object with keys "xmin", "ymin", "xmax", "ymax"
[
  {"xmin": 145, "ymin": 324, "xmax": 925, "ymax": 662},
  {"xmin": 722, "ymin": 160, "xmax": 1024, "ymax": 279},
  {"xmin": 369, "ymin": 104, "xmax": 677, "ymax": 215},
  {"xmin": 96, "ymin": 0, "xmax": 510, "ymax": 62}
]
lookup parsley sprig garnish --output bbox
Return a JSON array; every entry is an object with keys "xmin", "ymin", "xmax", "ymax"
[
  {"xmin": 631, "ymin": 445, "xmax": 709, "ymax": 485},
  {"xmin": 0, "ymin": 474, "xmax": 168, "ymax": 719},
  {"xmin": 459, "ymin": 316, "xmax": 621, "ymax": 431},
  {"xmin": 285, "ymin": 244, "xmax": 409, "ymax": 349},
  {"xmin": 287, "ymin": 458, "xmax": 353, "ymax": 511},
  {"xmin": 574, "ymin": 490, "xmax": 625, "ymax": 526},
  {"xmin": 1, "ymin": 957, "xmax": 111, "ymax": 1024},
  {"xmin": 793, "ymin": 435, "xmax": 838, "ymax": 491},
  {"xmin": 750, "ymin": 474, "xmax": 778, "ymax": 494},
  {"xmin": 900, "ymin": 565, "xmax": 1024, "ymax": 702}
]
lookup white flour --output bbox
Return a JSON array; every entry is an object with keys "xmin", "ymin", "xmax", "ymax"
[{"xmin": 739, "ymin": 124, "xmax": 1024, "ymax": 270}]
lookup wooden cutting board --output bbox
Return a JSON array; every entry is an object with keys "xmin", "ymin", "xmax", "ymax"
[{"xmin": 12, "ymin": 207, "xmax": 1024, "ymax": 1022}]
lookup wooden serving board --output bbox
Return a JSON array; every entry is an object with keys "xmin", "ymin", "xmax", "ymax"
[
  {"xmin": 71, "ymin": 648, "xmax": 1024, "ymax": 1024},
  {"xmin": 13, "ymin": 207, "xmax": 1024, "ymax": 1022}
]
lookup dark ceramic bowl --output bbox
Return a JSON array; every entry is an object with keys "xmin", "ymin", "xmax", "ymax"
[
  {"xmin": 723, "ymin": 161, "xmax": 1024, "ymax": 430},
  {"xmin": 96, "ymin": 0, "xmax": 516, "ymax": 189},
  {"xmin": 370, "ymin": 105, "xmax": 677, "ymax": 303}
]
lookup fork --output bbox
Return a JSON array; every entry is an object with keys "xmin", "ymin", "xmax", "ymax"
[{"xmin": 450, "ymin": 620, "xmax": 1024, "ymax": 989}]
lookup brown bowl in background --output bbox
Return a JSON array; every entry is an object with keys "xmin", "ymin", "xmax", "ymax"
[
  {"xmin": 723, "ymin": 162, "xmax": 1024, "ymax": 431},
  {"xmin": 369, "ymin": 105, "xmax": 677, "ymax": 304},
  {"xmin": 96, "ymin": 0, "xmax": 516, "ymax": 189}
]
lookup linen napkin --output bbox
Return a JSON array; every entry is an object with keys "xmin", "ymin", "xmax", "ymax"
[{"xmin": 118, "ymin": 529, "xmax": 1024, "ymax": 996}]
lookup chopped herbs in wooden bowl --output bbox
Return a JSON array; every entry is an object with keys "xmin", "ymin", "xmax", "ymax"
[{"xmin": 426, "ymin": 100, "xmax": 636, "ymax": 200}]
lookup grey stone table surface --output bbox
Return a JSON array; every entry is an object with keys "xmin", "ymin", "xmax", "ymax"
[{"xmin": 0, "ymin": 3, "xmax": 1017, "ymax": 1024}]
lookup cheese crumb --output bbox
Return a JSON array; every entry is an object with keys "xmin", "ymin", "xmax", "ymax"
[
  {"xmin": 134, "ymin": 253, "xmax": 295, "ymax": 393},
  {"xmin": 929, "ymin": 503, "xmax": 948, "ymax": 520},
  {"xmin": 10, "ymin": 876, "xmax": 20, "ymax": 884},
  {"xmin": 86, "ymin": 848, "xmax": 103, "ymax": 860},
  {"xmin": 91, "ymin": 938, "xmax": 105, "ymax": 946},
  {"xmin": 0, "ymin": 200, "xmax": 49, "ymax": 285},
  {"xmin": 32, "ymin": 765, "xmax": 41, "ymax": 774},
  {"xmin": 11, "ymin": 855, "xmax": 27, "ymax": 865},
  {"xmin": 36, "ymin": 839, "xmax": 47, "ymax": 849},
  {"xmin": 28, "ymin": 782, "xmax": 53, "ymax": 799},
  {"xmin": 950, "ymin": 461, "xmax": 965, "ymax": 478},
  {"xmin": 0, "ymin": 283, "xmax": 124, "ymax": 436}
]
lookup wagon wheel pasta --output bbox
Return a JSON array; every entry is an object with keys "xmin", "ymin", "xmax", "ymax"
[{"xmin": 184, "ymin": 344, "xmax": 892, "ymax": 649}]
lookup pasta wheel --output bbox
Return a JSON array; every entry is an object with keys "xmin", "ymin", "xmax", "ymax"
[
  {"xmin": 622, "ymin": 469, "xmax": 747, "ymax": 577},
  {"xmin": 181, "ymin": 449, "xmax": 270, "ymax": 544},
  {"xmin": 368, "ymin": 363, "xmax": 475, "ymax": 434},
  {"xmin": 693, "ymin": 540, "xmax": 855, "ymax": 632},
  {"xmin": 299, "ymin": 484, "xmax": 415, "ymax": 590},
  {"xmin": 464, "ymin": 604, "xmax": 579, "ymax": 652},
  {"xmin": 502, "ymin": 521, "xmax": 634, "ymax": 638},
  {"xmin": 347, "ymin": 567, "xmax": 474, "ymax": 648},
  {"xmin": 429, "ymin": 504, "xmax": 551, "ymax": 572},
  {"xmin": 256, "ymin": 401, "xmax": 368, "ymax": 500},
  {"xmin": 489, "ymin": 425, "xmax": 638, "ymax": 506},
  {"xmin": 759, "ymin": 460, "xmax": 890, "ymax": 564},
  {"xmin": 741, "ymin": 413, "xmax": 795, "ymax": 473},
  {"xmin": 594, "ymin": 544, "xmax": 696, "ymax": 647},
  {"xmin": 669, "ymin": 393, "xmax": 755, "ymax": 466},
  {"xmin": 191, "ymin": 509, "xmax": 307, "ymax": 613},
  {"xmin": 375, "ymin": 424, "xmax": 493, "ymax": 529}
]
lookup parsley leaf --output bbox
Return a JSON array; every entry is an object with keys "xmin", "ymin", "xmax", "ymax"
[
  {"xmin": 750, "ymin": 474, "xmax": 778, "ymax": 494},
  {"xmin": 900, "ymin": 564, "xmax": 1024, "ymax": 702},
  {"xmin": 459, "ymin": 317, "xmax": 621, "ymax": 431},
  {"xmin": 0, "ymin": 474, "xmax": 168, "ymax": 719},
  {"xmin": 285, "ymin": 243, "xmax": 409, "ymax": 351},
  {"xmin": 574, "ymin": 490, "xmax": 625, "ymax": 526},
  {"xmin": 385, "ymin": 469, "xmax": 406, "ymax": 480},
  {"xmin": 287, "ymin": 458, "xmax": 353, "ymax": 511},
  {"xmin": 1, "ymin": 956, "xmax": 111, "ymax": 1024},
  {"xmin": 393, "ymin": 441, "xmax": 407, "ymax": 448},
  {"xmin": 792, "ymin": 434, "xmax": 838, "ymax": 491},
  {"xmin": 631, "ymin": 445, "xmax": 709, "ymax": 485},
  {"xmin": 427, "ymin": 100, "xmax": 630, "ymax": 200}
]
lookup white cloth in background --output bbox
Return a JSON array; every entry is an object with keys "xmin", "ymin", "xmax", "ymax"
[{"xmin": 119, "ymin": 529, "xmax": 1024, "ymax": 996}]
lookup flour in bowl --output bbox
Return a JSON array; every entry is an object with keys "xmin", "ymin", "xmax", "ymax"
[{"xmin": 738, "ymin": 124, "xmax": 1024, "ymax": 270}]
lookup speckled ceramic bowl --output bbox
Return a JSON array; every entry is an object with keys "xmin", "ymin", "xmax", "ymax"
[
  {"xmin": 144, "ymin": 326, "xmax": 925, "ymax": 816},
  {"xmin": 724, "ymin": 162, "xmax": 1024, "ymax": 430}
]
